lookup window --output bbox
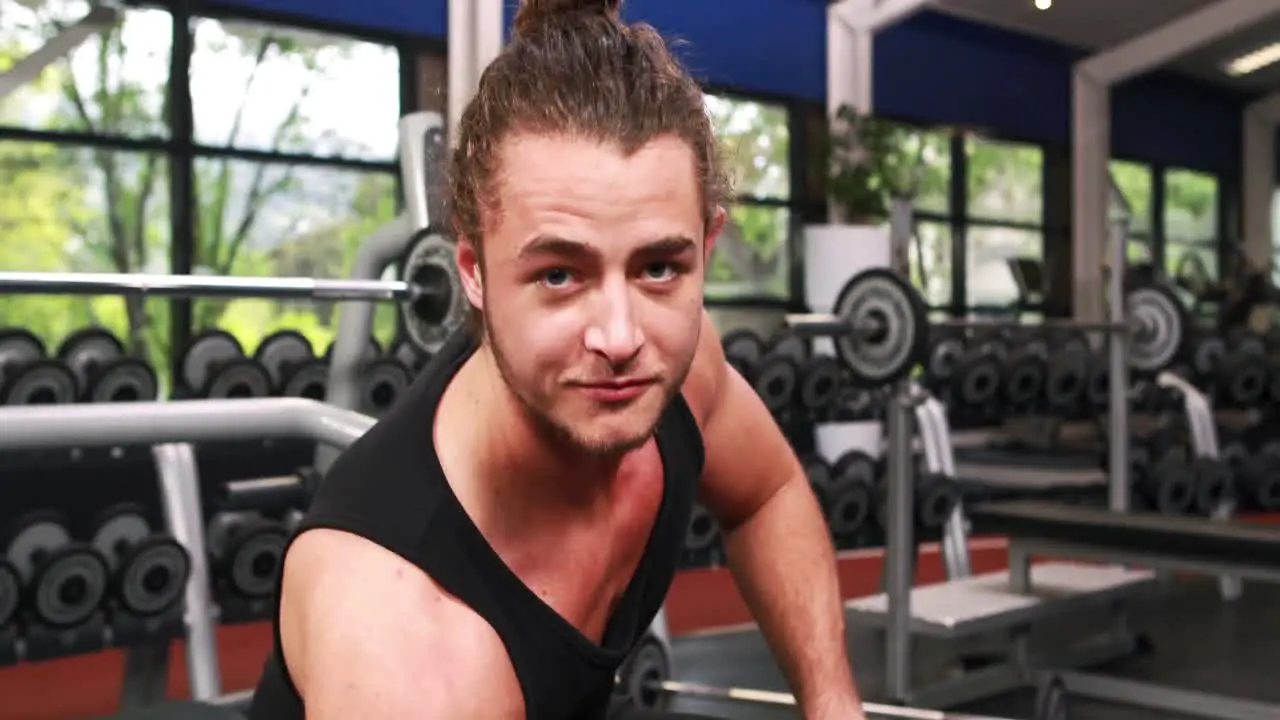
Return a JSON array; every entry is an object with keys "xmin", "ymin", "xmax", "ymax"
[
  {"xmin": 190, "ymin": 159, "xmax": 401, "ymax": 354},
  {"xmin": 0, "ymin": 141, "xmax": 173, "ymax": 389},
  {"xmin": 890, "ymin": 124, "xmax": 951, "ymax": 217},
  {"xmin": 910, "ymin": 222, "xmax": 952, "ymax": 307},
  {"xmin": 190, "ymin": 19, "xmax": 401, "ymax": 160},
  {"xmin": 1109, "ymin": 160, "xmax": 1153, "ymax": 235},
  {"xmin": 0, "ymin": 1, "xmax": 172, "ymax": 138},
  {"xmin": 1164, "ymin": 169, "xmax": 1219, "ymax": 285},
  {"xmin": 964, "ymin": 136, "xmax": 1044, "ymax": 308},
  {"xmin": 704, "ymin": 93, "xmax": 791, "ymax": 299},
  {"xmin": 966, "ymin": 137, "xmax": 1043, "ymax": 225}
]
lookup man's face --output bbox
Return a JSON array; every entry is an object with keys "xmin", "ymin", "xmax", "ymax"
[{"xmin": 461, "ymin": 133, "xmax": 714, "ymax": 456}]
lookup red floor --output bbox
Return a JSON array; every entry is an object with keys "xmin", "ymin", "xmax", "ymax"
[{"xmin": 3, "ymin": 515, "xmax": 1277, "ymax": 719}]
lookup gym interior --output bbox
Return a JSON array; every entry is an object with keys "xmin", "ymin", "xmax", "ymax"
[{"xmin": 2, "ymin": 0, "xmax": 1280, "ymax": 718}]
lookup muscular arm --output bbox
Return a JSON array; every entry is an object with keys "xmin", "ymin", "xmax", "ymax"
[
  {"xmin": 279, "ymin": 529, "xmax": 524, "ymax": 719},
  {"xmin": 682, "ymin": 311, "xmax": 864, "ymax": 719}
]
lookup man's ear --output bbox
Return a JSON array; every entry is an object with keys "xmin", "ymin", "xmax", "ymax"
[
  {"xmin": 703, "ymin": 206, "xmax": 727, "ymax": 264},
  {"xmin": 455, "ymin": 237, "xmax": 484, "ymax": 311}
]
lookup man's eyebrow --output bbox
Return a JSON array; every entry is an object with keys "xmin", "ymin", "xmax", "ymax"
[
  {"xmin": 515, "ymin": 235, "xmax": 697, "ymax": 260},
  {"xmin": 637, "ymin": 236, "xmax": 697, "ymax": 255}
]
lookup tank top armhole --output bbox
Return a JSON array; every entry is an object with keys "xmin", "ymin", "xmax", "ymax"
[
  {"xmin": 267, "ymin": 507, "xmax": 441, "ymax": 701},
  {"xmin": 669, "ymin": 391, "xmax": 706, "ymax": 477}
]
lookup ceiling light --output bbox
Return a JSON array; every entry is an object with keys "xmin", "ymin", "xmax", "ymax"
[
  {"xmin": 1225, "ymin": 43, "xmax": 1280, "ymax": 76},
  {"xmin": 1034, "ymin": 0, "xmax": 1051, "ymax": 9}
]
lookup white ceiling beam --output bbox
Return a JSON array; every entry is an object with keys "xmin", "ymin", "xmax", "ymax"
[
  {"xmin": 832, "ymin": 0, "xmax": 932, "ymax": 32},
  {"xmin": 1079, "ymin": 0, "xmax": 1280, "ymax": 85},
  {"xmin": 0, "ymin": 4, "xmax": 117, "ymax": 101}
]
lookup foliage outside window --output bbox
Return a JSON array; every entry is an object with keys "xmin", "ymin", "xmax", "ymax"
[
  {"xmin": 910, "ymin": 222, "xmax": 951, "ymax": 307},
  {"xmin": 825, "ymin": 105, "xmax": 944, "ymax": 223},
  {"xmin": 964, "ymin": 137, "xmax": 1044, "ymax": 308},
  {"xmin": 1110, "ymin": 160, "xmax": 1154, "ymax": 271},
  {"xmin": 188, "ymin": 19, "xmax": 402, "ymax": 354},
  {"xmin": 1164, "ymin": 169, "xmax": 1219, "ymax": 288},
  {"xmin": 703, "ymin": 93, "xmax": 791, "ymax": 300}
]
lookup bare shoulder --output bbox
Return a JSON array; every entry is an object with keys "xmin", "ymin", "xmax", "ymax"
[
  {"xmin": 279, "ymin": 528, "xmax": 524, "ymax": 719},
  {"xmin": 680, "ymin": 309, "xmax": 729, "ymax": 428}
]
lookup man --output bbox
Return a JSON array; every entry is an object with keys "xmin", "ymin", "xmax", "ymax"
[{"xmin": 248, "ymin": 1, "xmax": 865, "ymax": 718}]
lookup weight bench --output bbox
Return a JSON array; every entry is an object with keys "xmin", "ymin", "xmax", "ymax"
[{"xmin": 969, "ymin": 499, "xmax": 1280, "ymax": 720}]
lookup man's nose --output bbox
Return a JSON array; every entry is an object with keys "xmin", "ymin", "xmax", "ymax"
[{"xmin": 583, "ymin": 284, "xmax": 644, "ymax": 365}]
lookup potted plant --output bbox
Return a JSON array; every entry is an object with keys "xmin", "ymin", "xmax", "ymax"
[{"xmin": 805, "ymin": 103, "xmax": 926, "ymax": 311}]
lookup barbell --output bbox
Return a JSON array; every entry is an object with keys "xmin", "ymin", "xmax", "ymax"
[
  {"xmin": 786, "ymin": 268, "xmax": 1187, "ymax": 385},
  {"xmin": 0, "ymin": 230, "xmax": 467, "ymax": 356}
]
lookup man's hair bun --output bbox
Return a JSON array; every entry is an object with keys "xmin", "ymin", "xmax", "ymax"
[{"xmin": 512, "ymin": 0, "xmax": 622, "ymax": 38}]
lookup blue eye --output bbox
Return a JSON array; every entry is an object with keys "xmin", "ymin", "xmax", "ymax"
[
  {"xmin": 542, "ymin": 268, "xmax": 572, "ymax": 287},
  {"xmin": 645, "ymin": 263, "xmax": 676, "ymax": 281}
]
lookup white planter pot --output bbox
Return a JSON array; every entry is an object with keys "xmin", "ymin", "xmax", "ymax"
[{"xmin": 802, "ymin": 223, "xmax": 891, "ymax": 312}]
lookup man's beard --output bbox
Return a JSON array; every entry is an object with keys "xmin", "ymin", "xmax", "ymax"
[{"xmin": 482, "ymin": 314, "xmax": 681, "ymax": 458}]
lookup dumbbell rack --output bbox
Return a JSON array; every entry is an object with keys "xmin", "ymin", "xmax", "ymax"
[{"xmin": 0, "ymin": 398, "xmax": 377, "ymax": 705}]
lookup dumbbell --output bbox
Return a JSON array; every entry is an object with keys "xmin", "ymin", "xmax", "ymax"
[
  {"xmin": 179, "ymin": 330, "xmax": 272, "ymax": 399},
  {"xmin": 818, "ymin": 451, "xmax": 875, "ymax": 542},
  {"xmin": 359, "ymin": 355, "xmax": 413, "ymax": 417},
  {"xmin": 254, "ymin": 330, "xmax": 317, "ymax": 396},
  {"xmin": 0, "ymin": 328, "xmax": 77, "ymax": 405},
  {"xmin": 1235, "ymin": 441, "xmax": 1280, "ymax": 511},
  {"xmin": 3, "ymin": 511, "xmax": 109, "ymax": 629},
  {"xmin": 217, "ymin": 467, "xmax": 322, "ymax": 515},
  {"xmin": 951, "ymin": 339, "xmax": 1002, "ymax": 410},
  {"xmin": 1189, "ymin": 456, "xmax": 1235, "ymax": 516},
  {"xmin": 0, "ymin": 556, "xmax": 20, "ymax": 633},
  {"xmin": 795, "ymin": 355, "xmax": 842, "ymax": 415},
  {"xmin": 999, "ymin": 336, "xmax": 1048, "ymax": 408},
  {"xmin": 683, "ymin": 504, "xmax": 720, "ymax": 555},
  {"xmin": 1192, "ymin": 332, "xmax": 1269, "ymax": 408},
  {"xmin": 89, "ymin": 504, "xmax": 191, "ymax": 618},
  {"xmin": 1044, "ymin": 331, "xmax": 1090, "ymax": 411},
  {"xmin": 56, "ymin": 326, "xmax": 158, "ymax": 403},
  {"xmin": 745, "ymin": 353, "xmax": 798, "ymax": 415},
  {"xmin": 766, "ymin": 332, "xmax": 808, "ymax": 366},
  {"xmin": 206, "ymin": 512, "xmax": 289, "ymax": 600},
  {"xmin": 721, "ymin": 329, "xmax": 764, "ymax": 378},
  {"xmin": 923, "ymin": 326, "xmax": 965, "ymax": 391},
  {"xmin": 1134, "ymin": 444, "xmax": 1195, "ymax": 515},
  {"xmin": 324, "ymin": 336, "xmax": 383, "ymax": 362}
]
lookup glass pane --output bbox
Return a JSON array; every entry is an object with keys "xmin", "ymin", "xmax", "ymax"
[
  {"xmin": 706, "ymin": 203, "xmax": 789, "ymax": 299},
  {"xmin": 1166, "ymin": 242, "xmax": 1218, "ymax": 291},
  {"xmin": 1127, "ymin": 239, "xmax": 1153, "ymax": 265},
  {"xmin": 1164, "ymin": 169, "xmax": 1217, "ymax": 242},
  {"xmin": 191, "ymin": 158, "xmax": 400, "ymax": 356},
  {"xmin": 0, "ymin": 1, "xmax": 171, "ymax": 137},
  {"xmin": 965, "ymin": 136, "xmax": 1043, "ymax": 224},
  {"xmin": 964, "ymin": 225, "xmax": 1043, "ymax": 307},
  {"xmin": 705, "ymin": 94, "xmax": 790, "ymax": 200},
  {"xmin": 1110, "ymin": 160, "xmax": 1152, "ymax": 234},
  {"xmin": 0, "ymin": 141, "xmax": 172, "ymax": 391},
  {"xmin": 191, "ymin": 19, "xmax": 400, "ymax": 160},
  {"xmin": 892, "ymin": 125, "xmax": 951, "ymax": 217},
  {"xmin": 909, "ymin": 221, "xmax": 952, "ymax": 307}
]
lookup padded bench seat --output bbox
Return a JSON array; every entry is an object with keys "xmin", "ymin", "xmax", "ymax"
[
  {"xmin": 970, "ymin": 500, "xmax": 1280, "ymax": 568},
  {"xmin": 844, "ymin": 562, "xmax": 1154, "ymax": 637}
]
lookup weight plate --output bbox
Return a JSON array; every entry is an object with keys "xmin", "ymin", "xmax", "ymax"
[
  {"xmin": 118, "ymin": 536, "xmax": 190, "ymax": 616},
  {"xmin": 684, "ymin": 505, "xmax": 718, "ymax": 552},
  {"xmin": 1144, "ymin": 451, "xmax": 1194, "ymax": 515},
  {"xmin": 1127, "ymin": 283, "xmax": 1186, "ymax": 373},
  {"xmin": 401, "ymin": 230, "xmax": 466, "ymax": 356},
  {"xmin": 721, "ymin": 330, "xmax": 764, "ymax": 367},
  {"xmin": 955, "ymin": 352, "xmax": 1000, "ymax": 407},
  {"xmin": 282, "ymin": 358, "xmax": 329, "ymax": 400},
  {"xmin": 768, "ymin": 333, "xmax": 808, "ymax": 365},
  {"xmin": 832, "ymin": 268, "xmax": 929, "ymax": 388},
  {"xmin": 31, "ymin": 545, "xmax": 108, "ymax": 627},
  {"xmin": 1086, "ymin": 363, "xmax": 1109, "ymax": 408},
  {"xmin": 1224, "ymin": 355, "xmax": 1267, "ymax": 408},
  {"xmin": 254, "ymin": 330, "xmax": 314, "ymax": 389},
  {"xmin": 180, "ymin": 330, "xmax": 244, "ymax": 394},
  {"xmin": 86, "ymin": 358, "xmax": 158, "ymax": 403},
  {"xmin": 797, "ymin": 356, "xmax": 841, "ymax": 410},
  {"xmin": 1191, "ymin": 458, "xmax": 1233, "ymax": 515},
  {"xmin": 1236, "ymin": 334, "xmax": 1266, "ymax": 357},
  {"xmin": 324, "ymin": 336, "xmax": 382, "ymax": 362},
  {"xmin": 1002, "ymin": 351, "xmax": 1045, "ymax": 407},
  {"xmin": 0, "ymin": 328, "xmax": 45, "ymax": 385},
  {"xmin": 926, "ymin": 336, "xmax": 964, "ymax": 382},
  {"xmin": 826, "ymin": 479, "xmax": 871, "ymax": 537},
  {"xmin": 622, "ymin": 637, "xmax": 670, "ymax": 711},
  {"xmin": 0, "ymin": 359, "xmax": 77, "ymax": 405},
  {"xmin": 56, "ymin": 327, "xmax": 124, "ymax": 395},
  {"xmin": 0, "ymin": 560, "xmax": 19, "ymax": 628},
  {"xmin": 359, "ymin": 357, "xmax": 411, "ymax": 416},
  {"xmin": 833, "ymin": 450, "xmax": 876, "ymax": 487},
  {"xmin": 917, "ymin": 476, "xmax": 960, "ymax": 529},
  {"xmin": 205, "ymin": 358, "xmax": 271, "ymax": 399},
  {"xmin": 1220, "ymin": 442, "xmax": 1249, "ymax": 470},
  {"xmin": 802, "ymin": 456, "xmax": 833, "ymax": 490},
  {"xmin": 1045, "ymin": 349, "xmax": 1088, "ymax": 408},
  {"xmin": 228, "ymin": 525, "xmax": 287, "ymax": 598},
  {"xmin": 5, "ymin": 515, "xmax": 71, "ymax": 582},
  {"xmin": 1191, "ymin": 336, "xmax": 1225, "ymax": 377},
  {"xmin": 90, "ymin": 504, "xmax": 150, "ymax": 572},
  {"xmin": 750, "ymin": 356, "xmax": 797, "ymax": 413}
]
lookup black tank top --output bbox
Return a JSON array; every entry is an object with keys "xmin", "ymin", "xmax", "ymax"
[{"xmin": 248, "ymin": 329, "xmax": 705, "ymax": 719}]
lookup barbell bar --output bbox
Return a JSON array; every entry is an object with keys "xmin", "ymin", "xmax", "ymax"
[
  {"xmin": 0, "ymin": 230, "xmax": 469, "ymax": 356},
  {"xmin": 648, "ymin": 680, "xmax": 1021, "ymax": 720},
  {"xmin": 785, "ymin": 268, "xmax": 1187, "ymax": 379}
]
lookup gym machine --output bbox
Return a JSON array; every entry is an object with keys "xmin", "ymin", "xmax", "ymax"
[{"xmin": 0, "ymin": 397, "xmax": 377, "ymax": 712}]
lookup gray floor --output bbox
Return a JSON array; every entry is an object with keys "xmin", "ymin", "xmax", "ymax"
[{"xmin": 665, "ymin": 577, "xmax": 1280, "ymax": 719}]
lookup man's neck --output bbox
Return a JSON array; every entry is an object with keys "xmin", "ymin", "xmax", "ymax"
[{"xmin": 467, "ymin": 347, "xmax": 626, "ymax": 509}]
